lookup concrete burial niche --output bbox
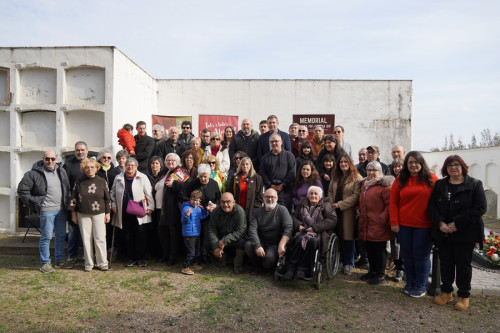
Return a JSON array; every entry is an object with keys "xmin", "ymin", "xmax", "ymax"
[
  {"xmin": 17, "ymin": 151, "xmax": 45, "ymax": 183},
  {"xmin": 0, "ymin": 111, "xmax": 9, "ymax": 146},
  {"xmin": 19, "ymin": 68, "xmax": 57, "ymax": 104},
  {"xmin": 63, "ymin": 110, "xmax": 104, "ymax": 147},
  {"xmin": 64, "ymin": 67, "xmax": 105, "ymax": 105},
  {"xmin": 0, "ymin": 67, "xmax": 8, "ymax": 104},
  {"xmin": 0, "ymin": 195, "xmax": 9, "ymax": 229},
  {"xmin": 0, "ymin": 152, "xmax": 9, "ymax": 187},
  {"xmin": 18, "ymin": 110, "xmax": 56, "ymax": 147}
]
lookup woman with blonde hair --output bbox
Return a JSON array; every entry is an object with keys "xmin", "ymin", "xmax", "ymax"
[
  {"xmin": 70, "ymin": 158, "xmax": 111, "ymax": 272},
  {"xmin": 204, "ymin": 132, "xmax": 230, "ymax": 177},
  {"xmin": 202, "ymin": 155, "xmax": 226, "ymax": 193}
]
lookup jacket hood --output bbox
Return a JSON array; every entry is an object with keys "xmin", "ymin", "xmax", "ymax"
[
  {"xmin": 181, "ymin": 201, "xmax": 195, "ymax": 209},
  {"xmin": 380, "ymin": 175, "xmax": 395, "ymax": 187},
  {"xmin": 32, "ymin": 160, "xmax": 62, "ymax": 173}
]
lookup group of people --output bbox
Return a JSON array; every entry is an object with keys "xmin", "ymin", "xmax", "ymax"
[{"xmin": 17, "ymin": 115, "xmax": 487, "ymax": 312}]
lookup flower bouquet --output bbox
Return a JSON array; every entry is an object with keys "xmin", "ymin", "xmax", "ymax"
[{"xmin": 477, "ymin": 230, "xmax": 500, "ymax": 267}]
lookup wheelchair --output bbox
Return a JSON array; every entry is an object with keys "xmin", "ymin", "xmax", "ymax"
[{"xmin": 274, "ymin": 232, "xmax": 340, "ymax": 289}]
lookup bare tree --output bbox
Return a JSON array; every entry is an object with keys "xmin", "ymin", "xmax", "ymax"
[{"xmin": 448, "ymin": 133, "xmax": 456, "ymax": 150}]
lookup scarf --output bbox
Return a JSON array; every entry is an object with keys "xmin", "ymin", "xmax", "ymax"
[
  {"xmin": 210, "ymin": 145, "xmax": 220, "ymax": 156},
  {"xmin": 363, "ymin": 176, "xmax": 382, "ymax": 191},
  {"xmin": 101, "ymin": 164, "xmax": 111, "ymax": 172}
]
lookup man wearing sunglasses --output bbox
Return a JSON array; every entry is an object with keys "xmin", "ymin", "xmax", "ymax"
[
  {"xmin": 291, "ymin": 125, "xmax": 311, "ymax": 158},
  {"xmin": 179, "ymin": 120, "xmax": 195, "ymax": 149},
  {"xmin": 18, "ymin": 150, "xmax": 71, "ymax": 273}
]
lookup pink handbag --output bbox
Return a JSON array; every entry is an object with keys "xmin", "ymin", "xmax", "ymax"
[{"xmin": 126, "ymin": 200, "xmax": 146, "ymax": 217}]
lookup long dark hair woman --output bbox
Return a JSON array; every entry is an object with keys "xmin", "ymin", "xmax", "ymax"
[
  {"xmin": 328, "ymin": 153, "xmax": 362, "ymax": 276},
  {"xmin": 292, "ymin": 160, "xmax": 323, "ymax": 207},
  {"xmin": 146, "ymin": 156, "xmax": 167, "ymax": 260},
  {"xmin": 389, "ymin": 151, "xmax": 438, "ymax": 298},
  {"xmin": 315, "ymin": 135, "xmax": 343, "ymax": 171},
  {"xmin": 428, "ymin": 155, "xmax": 486, "ymax": 311},
  {"xmin": 227, "ymin": 157, "xmax": 263, "ymax": 223}
]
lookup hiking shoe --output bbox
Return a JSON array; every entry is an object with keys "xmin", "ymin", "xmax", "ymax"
[
  {"xmin": 125, "ymin": 260, "xmax": 136, "ymax": 267},
  {"xmin": 401, "ymin": 285, "xmax": 412, "ymax": 295},
  {"xmin": 343, "ymin": 265, "xmax": 352, "ymax": 276},
  {"xmin": 360, "ymin": 272, "xmax": 375, "ymax": 282},
  {"xmin": 67, "ymin": 256, "xmax": 77, "ymax": 264},
  {"xmin": 368, "ymin": 275, "xmax": 386, "ymax": 285},
  {"xmin": 55, "ymin": 261, "xmax": 73, "ymax": 269},
  {"xmin": 40, "ymin": 263, "xmax": 55, "ymax": 273},
  {"xmin": 408, "ymin": 289, "xmax": 427, "ymax": 298},
  {"xmin": 393, "ymin": 270, "xmax": 404, "ymax": 282},
  {"xmin": 99, "ymin": 265, "xmax": 109, "ymax": 271},
  {"xmin": 181, "ymin": 267, "xmax": 194, "ymax": 275},
  {"xmin": 191, "ymin": 263, "xmax": 203, "ymax": 271},
  {"xmin": 137, "ymin": 260, "xmax": 147, "ymax": 267},
  {"xmin": 84, "ymin": 266, "xmax": 93, "ymax": 272}
]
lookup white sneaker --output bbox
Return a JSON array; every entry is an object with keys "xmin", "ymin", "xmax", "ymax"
[{"xmin": 343, "ymin": 265, "xmax": 352, "ymax": 276}]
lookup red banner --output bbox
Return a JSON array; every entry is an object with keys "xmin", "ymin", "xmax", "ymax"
[{"xmin": 198, "ymin": 115, "xmax": 239, "ymax": 137}]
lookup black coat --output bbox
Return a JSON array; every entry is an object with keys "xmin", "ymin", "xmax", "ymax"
[
  {"xmin": 229, "ymin": 130, "xmax": 260, "ymax": 168},
  {"xmin": 134, "ymin": 134, "xmax": 155, "ymax": 172},
  {"xmin": 96, "ymin": 163, "xmax": 120, "ymax": 188},
  {"xmin": 428, "ymin": 175, "xmax": 487, "ymax": 246},
  {"xmin": 158, "ymin": 139, "xmax": 188, "ymax": 162}
]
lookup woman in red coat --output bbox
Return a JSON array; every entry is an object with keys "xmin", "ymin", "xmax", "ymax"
[{"xmin": 358, "ymin": 161, "xmax": 394, "ymax": 285}]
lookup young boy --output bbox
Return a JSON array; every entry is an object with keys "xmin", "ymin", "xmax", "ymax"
[
  {"xmin": 117, "ymin": 123, "xmax": 136, "ymax": 156},
  {"xmin": 180, "ymin": 190, "xmax": 210, "ymax": 275}
]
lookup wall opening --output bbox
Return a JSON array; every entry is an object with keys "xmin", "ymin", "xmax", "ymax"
[
  {"xmin": 0, "ymin": 67, "xmax": 9, "ymax": 105},
  {"xmin": 65, "ymin": 67, "xmax": 105, "ymax": 105},
  {"xmin": 19, "ymin": 110, "xmax": 56, "ymax": 147},
  {"xmin": 0, "ymin": 152, "xmax": 9, "ymax": 188},
  {"xmin": 63, "ymin": 110, "xmax": 104, "ymax": 147},
  {"xmin": 19, "ymin": 68, "xmax": 57, "ymax": 104},
  {"xmin": 0, "ymin": 195, "xmax": 9, "ymax": 229},
  {"xmin": 0, "ymin": 111, "xmax": 9, "ymax": 146}
]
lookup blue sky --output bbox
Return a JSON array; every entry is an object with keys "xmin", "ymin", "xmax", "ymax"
[{"xmin": 2, "ymin": 0, "xmax": 498, "ymax": 151}]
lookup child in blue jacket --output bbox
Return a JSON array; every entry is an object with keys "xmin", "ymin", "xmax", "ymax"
[{"xmin": 181, "ymin": 190, "xmax": 210, "ymax": 275}]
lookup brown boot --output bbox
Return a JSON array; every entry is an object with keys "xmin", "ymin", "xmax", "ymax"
[
  {"xmin": 454, "ymin": 297, "xmax": 470, "ymax": 311},
  {"xmin": 433, "ymin": 292, "xmax": 453, "ymax": 306}
]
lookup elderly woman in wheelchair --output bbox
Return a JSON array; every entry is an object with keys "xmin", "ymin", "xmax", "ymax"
[{"xmin": 275, "ymin": 186, "xmax": 337, "ymax": 281}]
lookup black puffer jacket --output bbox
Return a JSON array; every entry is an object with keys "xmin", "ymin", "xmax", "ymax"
[
  {"xmin": 17, "ymin": 161, "xmax": 71, "ymax": 213},
  {"xmin": 428, "ymin": 175, "xmax": 487, "ymax": 246}
]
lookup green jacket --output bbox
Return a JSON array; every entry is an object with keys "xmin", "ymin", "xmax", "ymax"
[{"xmin": 207, "ymin": 204, "xmax": 247, "ymax": 250}]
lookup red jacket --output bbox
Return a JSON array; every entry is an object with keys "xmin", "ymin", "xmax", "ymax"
[
  {"xmin": 358, "ymin": 176, "xmax": 394, "ymax": 242},
  {"xmin": 117, "ymin": 128, "xmax": 136, "ymax": 154}
]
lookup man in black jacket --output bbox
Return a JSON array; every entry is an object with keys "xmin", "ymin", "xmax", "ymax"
[
  {"xmin": 257, "ymin": 115, "xmax": 292, "ymax": 163},
  {"xmin": 134, "ymin": 121, "xmax": 155, "ymax": 173},
  {"xmin": 158, "ymin": 126, "xmax": 188, "ymax": 161},
  {"xmin": 18, "ymin": 150, "xmax": 71, "ymax": 273},
  {"xmin": 229, "ymin": 118, "xmax": 260, "ymax": 169}
]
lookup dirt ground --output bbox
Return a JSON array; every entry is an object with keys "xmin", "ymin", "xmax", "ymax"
[{"xmin": 0, "ymin": 254, "xmax": 499, "ymax": 333}]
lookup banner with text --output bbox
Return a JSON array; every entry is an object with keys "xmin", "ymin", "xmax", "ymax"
[
  {"xmin": 293, "ymin": 114, "xmax": 335, "ymax": 138},
  {"xmin": 198, "ymin": 115, "xmax": 239, "ymax": 137}
]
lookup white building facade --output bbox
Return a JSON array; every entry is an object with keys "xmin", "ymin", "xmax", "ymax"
[{"xmin": 0, "ymin": 46, "xmax": 413, "ymax": 232}]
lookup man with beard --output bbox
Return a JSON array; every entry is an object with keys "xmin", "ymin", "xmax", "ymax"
[
  {"xmin": 245, "ymin": 188, "xmax": 292, "ymax": 273},
  {"xmin": 229, "ymin": 118, "xmax": 260, "ymax": 169},
  {"xmin": 134, "ymin": 121, "xmax": 155, "ymax": 173}
]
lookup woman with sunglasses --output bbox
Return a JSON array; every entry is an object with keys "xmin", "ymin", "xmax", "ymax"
[
  {"xmin": 227, "ymin": 151, "xmax": 248, "ymax": 184},
  {"xmin": 202, "ymin": 155, "xmax": 226, "ymax": 193},
  {"xmin": 204, "ymin": 133, "xmax": 230, "ymax": 178}
]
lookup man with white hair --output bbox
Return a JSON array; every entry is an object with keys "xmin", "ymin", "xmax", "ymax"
[
  {"xmin": 229, "ymin": 118, "xmax": 260, "ymax": 169},
  {"xmin": 245, "ymin": 188, "xmax": 292, "ymax": 273},
  {"xmin": 152, "ymin": 124, "xmax": 167, "ymax": 157},
  {"xmin": 157, "ymin": 126, "xmax": 188, "ymax": 161}
]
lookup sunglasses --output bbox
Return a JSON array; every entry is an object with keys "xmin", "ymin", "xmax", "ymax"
[
  {"xmin": 208, "ymin": 161, "xmax": 216, "ymax": 165},
  {"xmin": 211, "ymin": 138, "xmax": 221, "ymax": 141},
  {"xmin": 182, "ymin": 127, "xmax": 191, "ymax": 129},
  {"xmin": 298, "ymin": 130, "xmax": 307, "ymax": 133},
  {"xmin": 44, "ymin": 157, "xmax": 56, "ymax": 162},
  {"xmin": 101, "ymin": 156, "xmax": 111, "ymax": 160}
]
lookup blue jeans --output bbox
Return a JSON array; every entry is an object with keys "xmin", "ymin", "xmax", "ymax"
[
  {"xmin": 39, "ymin": 210, "xmax": 67, "ymax": 264},
  {"xmin": 397, "ymin": 225, "xmax": 433, "ymax": 292},
  {"xmin": 341, "ymin": 239, "xmax": 355, "ymax": 266}
]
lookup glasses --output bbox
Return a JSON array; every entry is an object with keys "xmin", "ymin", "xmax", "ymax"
[
  {"xmin": 208, "ymin": 161, "xmax": 216, "ymax": 165},
  {"xmin": 221, "ymin": 200, "xmax": 233, "ymax": 205},
  {"xmin": 152, "ymin": 130, "xmax": 160, "ymax": 133},
  {"xmin": 166, "ymin": 159, "xmax": 176, "ymax": 163},
  {"xmin": 235, "ymin": 156, "xmax": 242, "ymax": 160},
  {"xmin": 447, "ymin": 163, "xmax": 461, "ymax": 169},
  {"xmin": 182, "ymin": 126, "xmax": 191, "ymax": 129},
  {"xmin": 211, "ymin": 138, "xmax": 221, "ymax": 141},
  {"xmin": 270, "ymin": 140, "xmax": 280, "ymax": 144},
  {"xmin": 298, "ymin": 130, "xmax": 306, "ymax": 133},
  {"xmin": 202, "ymin": 135, "xmax": 211, "ymax": 138},
  {"xmin": 101, "ymin": 156, "xmax": 111, "ymax": 160},
  {"xmin": 44, "ymin": 157, "xmax": 56, "ymax": 162},
  {"xmin": 366, "ymin": 169, "xmax": 379, "ymax": 173}
]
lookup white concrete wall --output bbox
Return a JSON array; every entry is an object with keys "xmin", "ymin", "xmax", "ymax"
[
  {"xmin": 422, "ymin": 147, "xmax": 500, "ymax": 217},
  {"xmin": 157, "ymin": 79, "xmax": 413, "ymax": 164},
  {"xmin": 112, "ymin": 49, "xmax": 158, "ymax": 153}
]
